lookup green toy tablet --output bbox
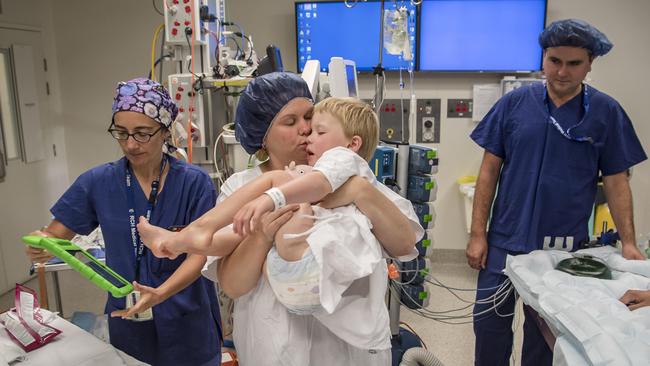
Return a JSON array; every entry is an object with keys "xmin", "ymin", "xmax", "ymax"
[{"xmin": 22, "ymin": 236, "xmax": 133, "ymax": 298}]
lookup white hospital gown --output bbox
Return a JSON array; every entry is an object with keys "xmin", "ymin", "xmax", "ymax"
[
  {"xmin": 203, "ymin": 147, "xmax": 423, "ymax": 366},
  {"xmin": 308, "ymin": 147, "xmax": 390, "ymax": 315}
]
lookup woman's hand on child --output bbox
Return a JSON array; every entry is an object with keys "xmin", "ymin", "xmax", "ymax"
[
  {"xmin": 248, "ymin": 204, "xmax": 300, "ymax": 242},
  {"xmin": 233, "ymin": 195, "xmax": 276, "ymax": 236}
]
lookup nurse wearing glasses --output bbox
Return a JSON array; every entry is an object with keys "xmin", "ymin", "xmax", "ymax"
[
  {"xmin": 24, "ymin": 78, "xmax": 221, "ymax": 366},
  {"xmin": 466, "ymin": 19, "xmax": 647, "ymax": 366}
]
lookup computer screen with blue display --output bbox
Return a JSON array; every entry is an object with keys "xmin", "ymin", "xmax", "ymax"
[
  {"xmin": 419, "ymin": 0, "xmax": 547, "ymax": 72},
  {"xmin": 295, "ymin": 1, "xmax": 417, "ymax": 72}
]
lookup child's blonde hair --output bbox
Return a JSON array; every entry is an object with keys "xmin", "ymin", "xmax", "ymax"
[{"xmin": 313, "ymin": 97, "xmax": 379, "ymax": 161}]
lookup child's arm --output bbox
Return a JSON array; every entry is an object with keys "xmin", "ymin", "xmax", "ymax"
[
  {"xmin": 279, "ymin": 147, "xmax": 368, "ymax": 204},
  {"xmin": 234, "ymin": 148, "xmax": 364, "ymax": 235},
  {"xmin": 233, "ymin": 170, "xmax": 333, "ymax": 235}
]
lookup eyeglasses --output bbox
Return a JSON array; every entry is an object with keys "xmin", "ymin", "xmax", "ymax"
[{"xmin": 108, "ymin": 125, "xmax": 163, "ymax": 143}]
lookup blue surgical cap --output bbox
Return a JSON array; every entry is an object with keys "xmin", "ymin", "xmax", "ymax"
[
  {"xmin": 235, "ymin": 72, "xmax": 313, "ymax": 155},
  {"xmin": 539, "ymin": 19, "xmax": 613, "ymax": 56}
]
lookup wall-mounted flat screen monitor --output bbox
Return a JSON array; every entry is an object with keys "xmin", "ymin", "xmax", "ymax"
[
  {"xmin": 418, "ymin": 0, "xmax": 547, "ymax": 72},
  {"xmin": 295, "ymin": 1, "xmax": 417, "ymax": 72}
]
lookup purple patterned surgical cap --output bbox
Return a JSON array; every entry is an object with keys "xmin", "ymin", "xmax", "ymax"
[{"xmin": 111, "ymin": 78, "xmax": 178, "ymax": 128}]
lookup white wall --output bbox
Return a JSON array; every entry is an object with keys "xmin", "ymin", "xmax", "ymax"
[
  {"xmin": 0, "ymin": 0, "xmax": 69, "ymax": 292},
  {"xmin": 50, "ymin": 0, "xmax": 165, "ymax": 179},
  {"xmin": 227, "ymin": 0, "xmax": 650, "ymax": 250}
]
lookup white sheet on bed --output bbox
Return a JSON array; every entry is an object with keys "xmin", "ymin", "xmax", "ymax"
[{"xmin": 504, "ymin": 247, "xmax": 650, "ymax": 366}]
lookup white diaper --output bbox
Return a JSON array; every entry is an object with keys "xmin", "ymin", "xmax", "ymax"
[{"xmin": 266, "ymin": 246, "xmax": 322, "ymax": 315}]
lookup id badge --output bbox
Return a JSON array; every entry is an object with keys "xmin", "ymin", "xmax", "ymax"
[{"xmin": 125, "ymin": 290, "xmax": 154, "ymax": 321}]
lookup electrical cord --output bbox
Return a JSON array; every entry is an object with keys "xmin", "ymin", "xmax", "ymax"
[
  {"xmin": 209, "ymin": 29, "xmax": 222, "ymax": 77},
  {"xmin": 388, "ymin": 273, "xmax": 516, "ymax": 324},
  {"xmin": 224, "ymin": 36, "xmax": 243, "ymax": 60},
  {"xmin": 186, "ymin": 2, "xmax": 198, "ymax": 163},
  {"xmin": 510, "ymin": 297, "xmax": 523, "ymax": 365},
  {"xmin": 185, "ymin": 30, "xmax": 202, "ymax": 78},
  {"xmin": 150, "ymin": 23, "xmax": 165, "ymax": 82},
  {"xmin": 393, "ymin": 284, "xmax": 512, "ymax": 318},
  {"xmin": 147, "ymin": 54, "xmax": 172, "ymax": 80},
  {"xmin": 390, "ymin": 283, "xmax": 475, "ymax": 324},
  {"xmin": 232, "ymin": 32, "xmax": 254, "ymax": 62},
  {"xmin": 390, "ymin": 281, "xmax": 514, "ymax": 324},
  {"xmin": 152, "ymin": 0, "xmax": 164, "ymax": 15},
  {"xmin": 425, "ymin": 275, "xmax": 495, "ymax": 305},
  {"xmin": 227, "ymin": 21, "xmax": 246, "ymax": 59},
  {"xmin": 212, "ymin": 131, "xmax": 228, "ymax": 186},
  {"xmin": 183, "ymin": 28, "xmax": 206, "ymax": 96},
  {"xmin": 380, "ymin": 70, "xmax": 387, "ymax": 111}
]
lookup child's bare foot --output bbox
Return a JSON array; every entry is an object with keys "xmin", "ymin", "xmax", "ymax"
[{"xmin": 137, "ymin": 217, "xmax": 179, "ymax": 259}]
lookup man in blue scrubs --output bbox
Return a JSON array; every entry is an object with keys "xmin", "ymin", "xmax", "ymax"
[{"xmin": 467, "ymin": 19, "xmax": 647, "ymax": 365}]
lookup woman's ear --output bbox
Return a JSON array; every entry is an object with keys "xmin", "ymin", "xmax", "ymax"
[{"xmin": 347, "ymin": 135, "xmax": 363, "ymax": 154}]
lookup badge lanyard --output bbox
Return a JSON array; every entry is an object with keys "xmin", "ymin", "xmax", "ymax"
[
  {"xmin": 126, "ymin": 155, "xmax": 167, "ymax": 282},
  {"xmin": 543, "ymin": 81, "xmax": 592, "ymax": 143}
]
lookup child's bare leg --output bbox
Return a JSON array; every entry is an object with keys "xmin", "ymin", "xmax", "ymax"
[
  {"xmin": 137, "ymin": 217, "xmax": 190, "ymax": 258},
  {"xmin": 138, "ymin": 170, "xmax": 293, "ymax": 253},
  {"xmin": 274, "ymin": 203, "xmax": 314, "ymax": 261}
]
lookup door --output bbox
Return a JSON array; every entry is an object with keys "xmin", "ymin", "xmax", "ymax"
[{"xmin": 0, "ymin": 26, "xmax": 55, "ymax": 294}]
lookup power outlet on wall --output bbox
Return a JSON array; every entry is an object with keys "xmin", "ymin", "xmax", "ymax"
[
  {"xmin": 422, "ymin": 117, "xmax": 436, "ymax": 142},
  {"xmin": 416, "ymin": 99, "xmax": 441, "ymax": 143}
]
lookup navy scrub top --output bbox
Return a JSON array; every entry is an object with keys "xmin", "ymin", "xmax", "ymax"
[
  {"xmin": 471, "ymin": 82, "xmax": 646, "ymax": 253},
  {"xmin": 51, "ymin": 155, "xmax": 221, "ymax": 366}
]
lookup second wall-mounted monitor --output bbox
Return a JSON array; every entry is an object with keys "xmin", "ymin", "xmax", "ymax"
[
  {"xmin": 296, "ymin": 1, "xmax": 417, "ymax": 72},
  {"xmin": 328, "ymin": 57, "xmax": 358, "ymax": 98},
  {"xmin": 418, "ymin": 0, "xmax": 547, "ymax": 72}
]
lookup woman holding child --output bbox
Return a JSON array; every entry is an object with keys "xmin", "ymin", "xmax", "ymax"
[{"xmin": 209, "ymin": 72, "xmax": 423, "ymax": 365}]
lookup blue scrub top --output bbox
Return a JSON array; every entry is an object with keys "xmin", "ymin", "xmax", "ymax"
[
  {"xmin": 471, "ymin": 82, "xmax": 646, "ymax": 253},
  {"xmin": 51, "ymin": 155, "xmax": 221, "ymax": 366}
]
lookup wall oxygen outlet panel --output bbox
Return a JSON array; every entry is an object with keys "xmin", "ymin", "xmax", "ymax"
[{"xmin": 416, "ymin": 99, "xmax": 441, "ymax": 143}]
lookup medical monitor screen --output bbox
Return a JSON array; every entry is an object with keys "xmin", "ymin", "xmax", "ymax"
[
  {"xmin": 346, "ymin": 64, "xmax": 357, "ymax": 97},
  {"xmin": 418, "ymin": 0, "xmax": 547, "ymax": 72},
  {"xmin": 296, "ymin": 1, "xmax": 417, "ymax": 72}
]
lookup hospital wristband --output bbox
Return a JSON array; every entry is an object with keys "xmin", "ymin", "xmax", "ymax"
[{"xmin": 264, "ymin": 187, "xmax": 286, "ymax": 211}]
